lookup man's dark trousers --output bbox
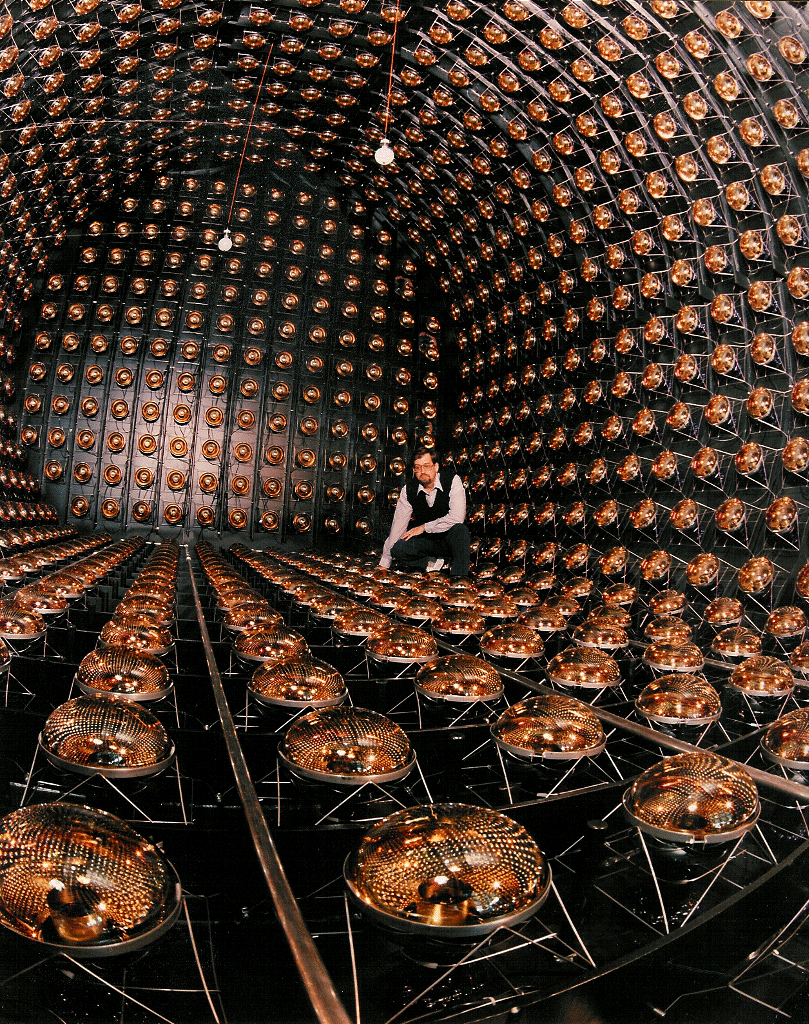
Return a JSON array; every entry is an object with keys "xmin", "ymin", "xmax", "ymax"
[{"xmin": 390, "ymin": 523, "xmax": 471, "ymax": 577}]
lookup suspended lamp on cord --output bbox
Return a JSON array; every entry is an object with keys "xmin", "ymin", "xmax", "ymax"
[
  {"xmin": 375, "ymin": 0, "xmax": 400, "ymax": 167},
  {"xmin": 375, "ymin": 141, "xmax": 395, "ymax": 167}
]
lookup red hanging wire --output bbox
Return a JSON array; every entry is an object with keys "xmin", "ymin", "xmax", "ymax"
[
  {"xmin": 226, "ymin": 37, "xmax": 275, "ymax": 229},
  {"xmin": 382, "ymin": 0, "xmax": 401, "ymax": 136}
]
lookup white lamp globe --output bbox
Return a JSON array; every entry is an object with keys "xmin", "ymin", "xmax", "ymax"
[{"xmin": 374, "ymin": 140, "xmax": 395, "ymax": 167}]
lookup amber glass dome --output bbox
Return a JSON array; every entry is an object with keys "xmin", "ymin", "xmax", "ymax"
[
  {"xmin": 492, "ymin": 695, "xmax": 606, "ymax": 760},
  {"xmin": 279, "ymin": 706, "xmax": 414, "ymax": 785},
  {"xmin": 623, "ymin": 753, "xmax": 760, "ymax": 845},
  {"xmin": 99, "ymin": 619, "xmax": 173, "ymax": 656},
  {"xmin": 643, "ymin": 640, "xmax": 705, "ymax": 674},
  {"xmin": 480, "ymin": 624, "xmax": 545, "ymax": 659},
  {"xmin": 76, "ymin": 647, "xmax": 172, "ymax": 702},
  {"xmin": 345, "ymin": 803, "xmax": 551, "ymax": 937},
  {"xmin": 40, "ymin": 694, "xmax": 174, "ymax": 777},
  {"xmin": 0, "ymin": 601, "xmax": 46, "ymax": 640},
  {"xmin": 761, "ymin": 710, "xmax": 809, "ymax": 770},
  {"xmin": 433, "ymin": 607, "xmax": 488, "ymax": 639},
  {"xmin": 728, "ymin": 656, "xmax": 795, "ymax": 697},
  {"xmin": 0, "ymin": 804, "xmax": 180, "ymax": 955},
  {"xmin": 548, "ymin": 647, "xmax": 620, "ymax": 689},
  {"xmin": 636, "ymin": 675, "xmax": 722, "ymax": 726},
  {"xmin": 250, "ymin": 656, "xmax": 347, "ymax": 709},
  {"xmin": 332, "ymin": 607, "xmax": 391, "ymax": 640},
  {"xmin": 416, "ymin": 655, "xmax": 503, "ymax": 703},
  {"xmin": 234, "ymin": 625, "xmax": 309, "ymax": 665},
  {"xmin": 366, "ymin": 625, "xmax": 439, "ymax": 665},
  {"xmin": 14, "ymin": 585, "xmax": 68, "ymax": 616}
]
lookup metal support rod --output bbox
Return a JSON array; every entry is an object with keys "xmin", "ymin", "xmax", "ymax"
[
  {"xmin": 637, "ymin": 828, "xmax": 669, "ymax": 936},
  {"xmin": 184, "ymin": 548, "xmax": 353, "ymax": 1024}
]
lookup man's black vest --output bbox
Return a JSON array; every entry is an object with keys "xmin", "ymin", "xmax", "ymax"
[{"xmin": 405, "ymin": 467, "xmax": 459, "ymax": 529}]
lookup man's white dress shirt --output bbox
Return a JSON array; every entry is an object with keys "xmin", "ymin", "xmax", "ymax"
[{"xmin": 380, "ymin": 471, "xmax": 466, "ymax": 568}]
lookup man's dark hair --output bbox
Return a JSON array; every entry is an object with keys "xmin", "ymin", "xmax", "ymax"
[{"xmin": 412, "ymin": 446, "xmax": 439, "ymax": 466}]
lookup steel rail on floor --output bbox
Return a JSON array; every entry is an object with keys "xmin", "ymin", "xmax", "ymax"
[{"xmin": 183, "ymin": 547, "xmax": 353, "ymax": 1024}]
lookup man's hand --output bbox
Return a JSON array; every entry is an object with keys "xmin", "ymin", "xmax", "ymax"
[{"xmin": 401, "ymin": 524, "xmax": 425, "ymax": 541}]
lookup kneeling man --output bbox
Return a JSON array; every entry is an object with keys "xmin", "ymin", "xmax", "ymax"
[{"xmin": 379, "ymin": 447, "xmax": 470, "ymax": 578}]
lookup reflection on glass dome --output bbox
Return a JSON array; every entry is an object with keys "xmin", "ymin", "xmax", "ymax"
[
  {"xmin": 76, "ymin": 646, "xmax": 172, "ymax": 702},
  {"xmin": 366, "ymin": 625, "xmax": 438, "ymax": 665},
  {"xmin": 222, "ymin": 602, "xmax": 283, "ymax": 632},
  {"xmin": 789, "ymin": 641, "xmax": 809, "ymax": 683},
  {"xmin": 234, "ymin": 625, "xmax": 309, "ymax": 665},
  {"xmin": 711, "ymin": 627, "xmax": 762, "ymax": 659},
  {"xmin": 432, "ymin": 607, "xmax": 488, "ymax": 638},
  {"xmin": 643, "ymin": 640, "xmax": 704, "ymax": 673},
  {"xmin": 573, "ymin": 620, "xmax": 629, "ymax": 651},
  {"xmin": 728, "ymin": 656, "xmax": 794, "ymax": 697},
  {"xmin": 766, "ymin": 606, "xmax": 807, "ymax": 638},
  {"xmin": 332, "ymin": 606, "xmax": 390, "ymax": 639},
  {"xmin": 0, "ymin": 600, "xmax": 46, "ymax": 640},
  {"xmin": 635, "ymin": 675, "xmax": 722, "ymax": 725},
  {"xmin": 492, "ymin": 695, "xmax": 606, "ymax": 760},
  {"xmin": 308, "ymin": 593, "xmax": 358, "ymax": 622},
  {"xmin": 548, "ymin": 647, "xmax": 620, "ymax": 688},
  {"xmin": 644, "ymin": 616, "xmax": 692, "ymax": 643},
  {"xmin": 623, "ymin": 753, "xmax": 759, "ymax": 844},
  {"xmin": 0, "ymin": 804, "xmax": 181, "ymax": 955},
  {"xmin": 279, "ymin": 706, "xmax": 414, "ymax": 785},
  {"xmin": 518, "ymin": 605, "xmax": 567, "ymax": 634},
  {"xmin": 761, "ymin": 709, "xmax": 809, "ymax": 770},
  {"xmin": 650, "ymin": 591, "xmax": 687, "ymax": 616},
  {"xmin": 14, "ymin": 586, "xmax": 68, "ymax": 616},
  {"xmin": 250, "ymin": 655, "xmax": 347, "ymax": 708},
  {"xmin": 99, "ymin": 619, "xmax": 173, "ymax": 656},
  {"xmin": 40, "ymin": 694, "xmax": 174, "ymax": 777},
  {"xmin": 416, "ymin": 655, "xmax": 503, "ymax": 703},
  {"xmin": 345, "ymin": 803, "xmax": 550, "ymax": 937},
  {"xmin": 116, "ymin": 595, "xmax": 174, "ymax": 625},
  {"xmin": 396, "ymin": 596, "xmax": 442, "ymax": 623},
  {"xmin": 480, "ymin": 624, "xmax": 544, "ymax": 659}
]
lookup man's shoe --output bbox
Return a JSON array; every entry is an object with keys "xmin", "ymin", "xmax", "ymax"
[{"xmin": 426, "ymin": 558, "xmax": 445, "ymax": 573}]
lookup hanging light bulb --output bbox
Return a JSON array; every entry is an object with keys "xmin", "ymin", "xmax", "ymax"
[
  {"xmin": 374, "ymin": 1, "xmax": 400, "ymax": 169},
  {"xmin": 374, "ymin": 138, "xmax": 394, "ymax": 166},
  {"xmin": 218, "ymin": 228, "xmax": 233, "ymax": 252}
]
